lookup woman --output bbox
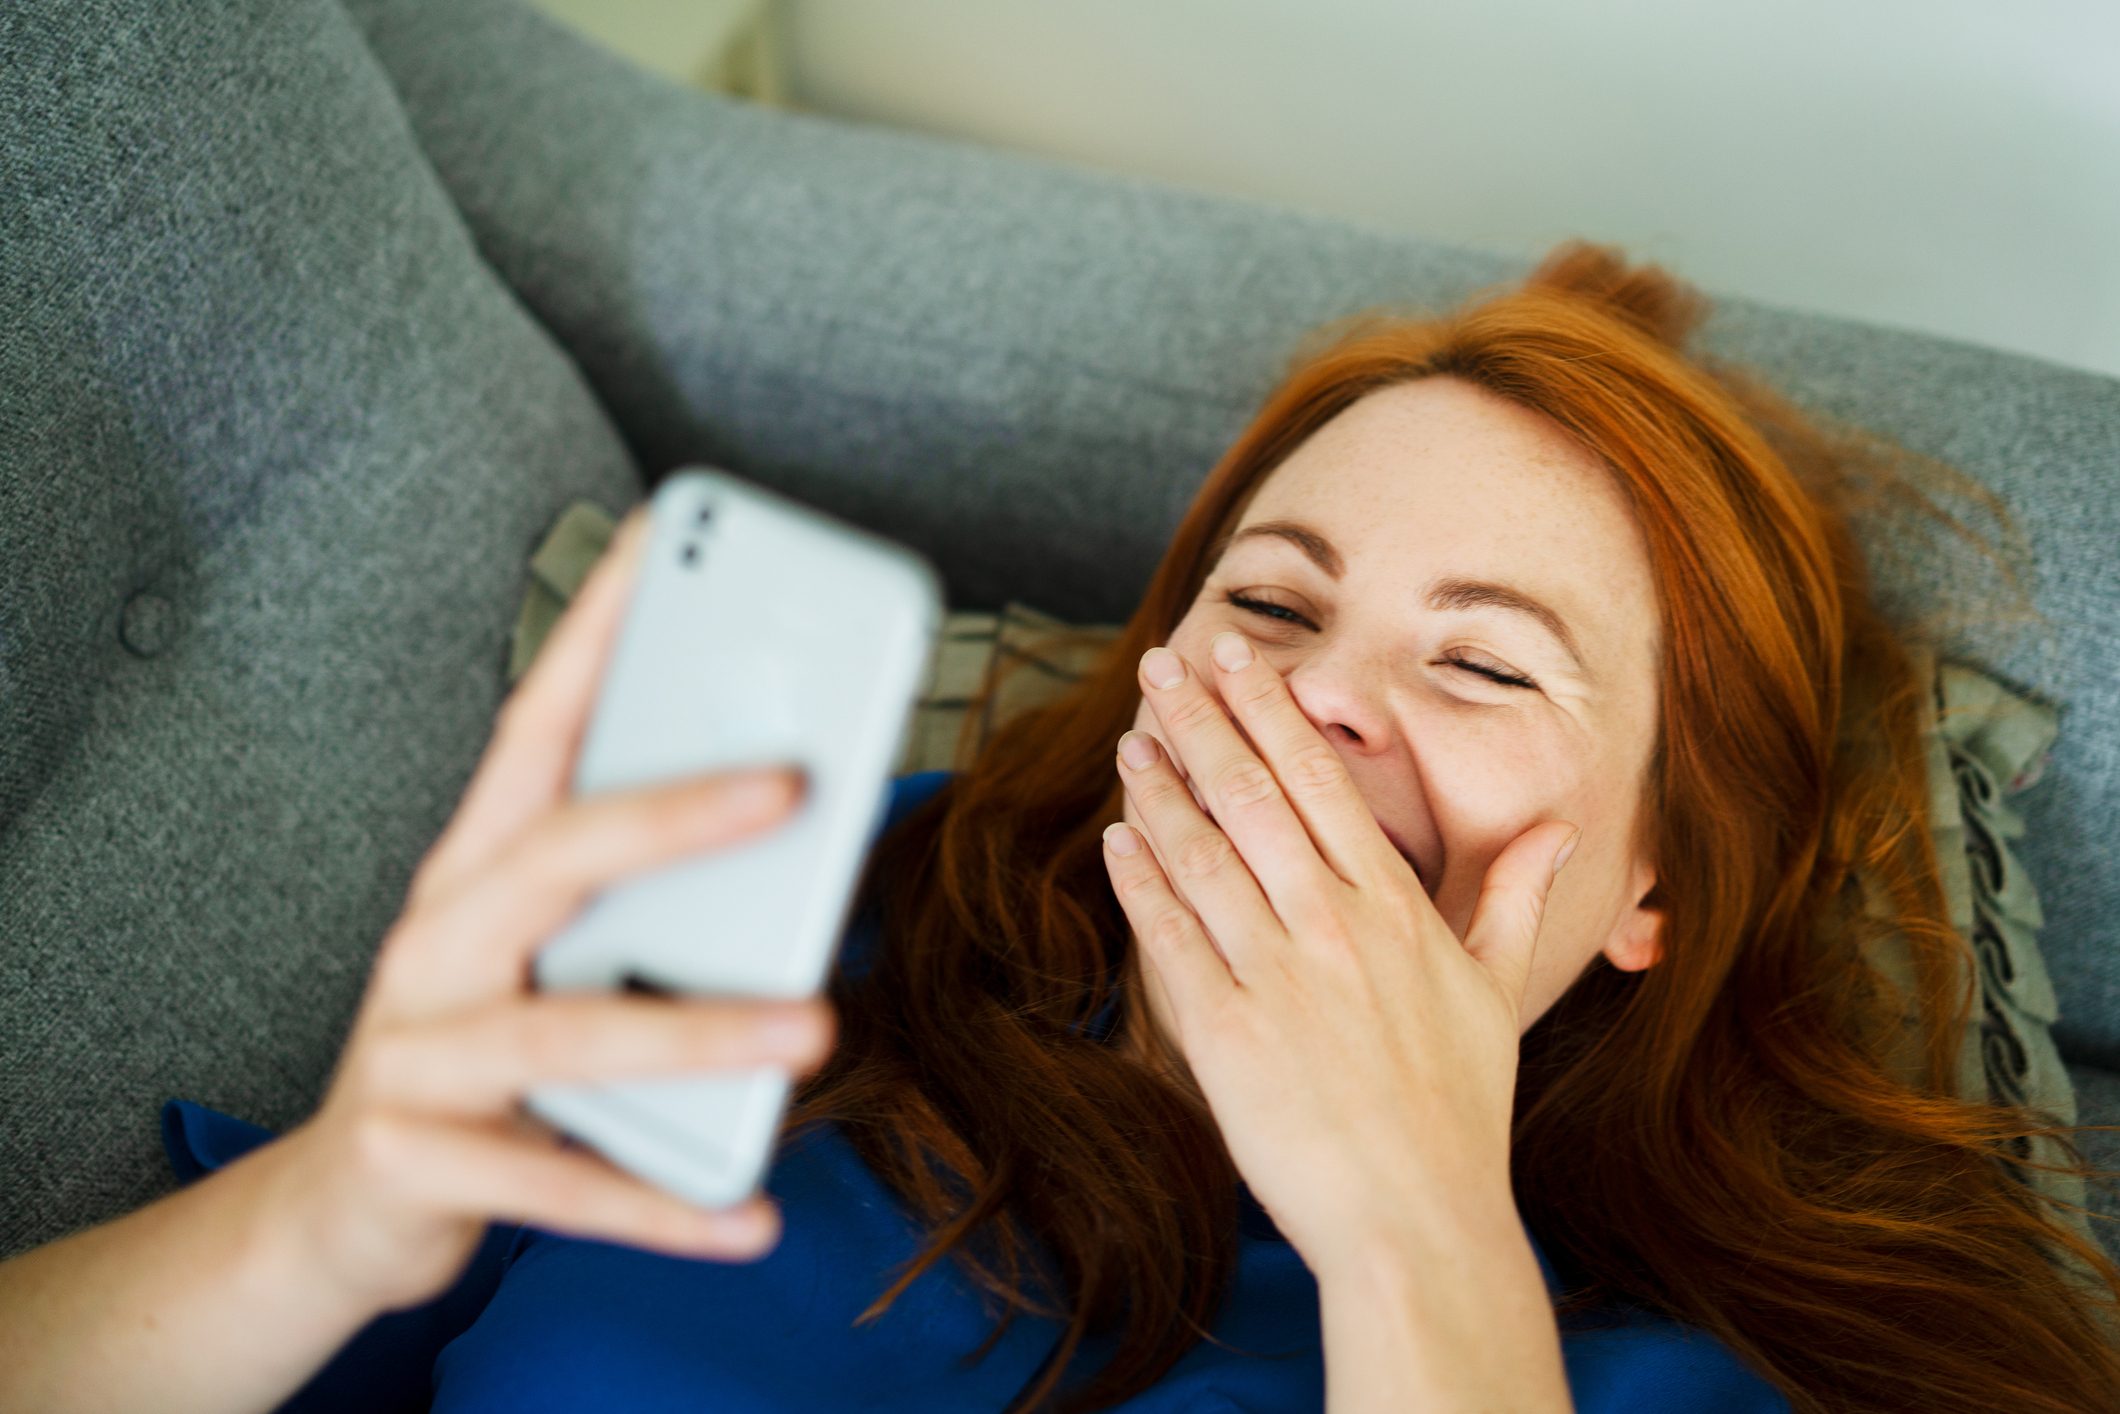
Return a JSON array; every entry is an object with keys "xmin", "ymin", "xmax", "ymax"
[
  {"xmin": 782, "ymin": 242, "xmax": 2120, "ymax": 1412},
  {"xmin": 3, "ymin": 242, "xmax": 2115, "ymax": 1413}
]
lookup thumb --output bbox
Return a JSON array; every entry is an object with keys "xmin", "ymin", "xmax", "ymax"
[{"xmin": 1462, "ymin": 822, "xmax": 1580, "ymax": 1024}]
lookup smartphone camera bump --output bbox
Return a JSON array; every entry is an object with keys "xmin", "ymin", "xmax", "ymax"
[
  {"xmin": 682, "ymin": 499, "xmax": 714, "ymax": 568},
  {"xmin": 619, "ymin": 971, "xmax": 674, "ymax": 999}
]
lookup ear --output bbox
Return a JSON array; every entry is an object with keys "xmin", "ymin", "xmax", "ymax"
[{"xmin": 1601, "ymin": 855, "xmax": 1664, "ymax": 973}]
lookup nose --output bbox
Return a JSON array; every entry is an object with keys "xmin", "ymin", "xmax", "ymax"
[{"xmin": 1279, "ymin": 641, "xmax": 1397, "ymax": 758}]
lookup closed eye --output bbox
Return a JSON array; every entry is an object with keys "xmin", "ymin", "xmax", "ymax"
[{"xmin": 1222, "ymin": 591, "xmax": 1541, "ymax": 691}]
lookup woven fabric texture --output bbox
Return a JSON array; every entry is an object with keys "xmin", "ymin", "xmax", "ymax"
[{"xmin": 7, "ymin": 0, "xmax": 2117, "ymax": 1270}]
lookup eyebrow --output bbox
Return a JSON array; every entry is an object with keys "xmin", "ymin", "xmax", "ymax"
[{"xmin": 1210, "ymin": 518, "xmax": 1592, "ymax": 679}]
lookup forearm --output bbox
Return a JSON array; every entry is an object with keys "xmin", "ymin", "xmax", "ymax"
[
  {"xmin": 1318, "ymin": 1202, "xmax": 1573, "ymax": 1414},
  {"xmin": 0, "ymin": 1134, "xmax": 381, "ymax": 1414}
]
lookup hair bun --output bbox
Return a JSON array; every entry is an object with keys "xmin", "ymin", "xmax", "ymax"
[{"xmin": 1522, "ymin": 239, "xmax": 1711, "ymax": 352}]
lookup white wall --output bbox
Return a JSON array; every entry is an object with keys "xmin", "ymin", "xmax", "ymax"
[{"xmin": 778, "ymin": 0, "xmax": 2120, "ymax": 380}]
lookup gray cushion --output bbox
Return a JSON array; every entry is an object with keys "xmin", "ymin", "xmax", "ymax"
[
  {"xmin": 349, "ymin": 0, "xmax": 2120, "ymax": 1062},
  {"xmin": 2066, "ymin": 1064, "xmax": 2120, "ymax": 1263},
  {"xmin": 0, "ymin": 0, "xmax": 641, "ymax": 1256}
]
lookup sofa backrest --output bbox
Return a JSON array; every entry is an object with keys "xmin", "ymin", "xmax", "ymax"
[{"xmin": 353, "ymin": 0, "xmax": 2120, "ymax": 1060}]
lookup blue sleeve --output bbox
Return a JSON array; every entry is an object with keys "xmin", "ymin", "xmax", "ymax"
[
  {"xmin": 879, "ymin": 769, "xmax": 953, "ymax": 831},
  {"xmin": 1562, "ymin": 1316, "xmax": 1793, "ymax": 1413},
  {"xmin": 1519, "ymin": 1224, "xmax": 1788, "ymax": 1413},
  {"xmin": 160, "ymin": 1099, "xmax": 520, "ymax": 1414}
]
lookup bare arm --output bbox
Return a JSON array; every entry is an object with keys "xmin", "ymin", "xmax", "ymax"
[
  {"xmin": 0, "ymin": 504, "xmax": 833, "ymax": 1411},
  {"xmin": 0, "ymin": 1130, "xmax": 379, "ymax": 1414},
  {"xmin": 1318, "ymin": 1201, "xmax": 1573, "ymax": 1414}
]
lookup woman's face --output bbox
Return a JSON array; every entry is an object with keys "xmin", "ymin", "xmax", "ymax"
[{"xmin": 1118, "ymin": 375, "xmax": 1666, "ymax": 1065}]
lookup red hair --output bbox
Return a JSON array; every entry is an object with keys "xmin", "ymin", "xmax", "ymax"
[{"xmin": 783, "ymin": 240, "xmax": 2120, "ymax": 1412}]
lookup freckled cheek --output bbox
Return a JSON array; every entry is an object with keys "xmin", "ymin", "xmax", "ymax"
[
  {"xmin": 1421, "ymin": 741, "xmax": 1591, "ymax": 909},
  {"xmin": 1424, "ymin": 742, "xmax": 1569, "ymax": 836}
]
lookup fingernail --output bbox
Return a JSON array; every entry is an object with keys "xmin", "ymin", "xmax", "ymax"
[
  {"xmin": 1103, "ymin": 821, "xmax": 1142, "ymax": 856},
  {"xmin": 1140, "ymin": 646, "xmax": 1185, "ymax": 689},
  {"xmin": 1118, "ymin": 730, "xmax": 1160, "ymax": 770},
  {"xmin": 1552, "ymin": 828, "xmax": 1581, "ymax": 878},
  {"xmin": 1210, "ymin": 631, "xmax": 1252, "ymax": 671}
]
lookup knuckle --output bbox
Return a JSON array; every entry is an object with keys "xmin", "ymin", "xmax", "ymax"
[
  {"xmin": 1163, "ymin": 692, "xmax": 1225, "ymax": 734},
  {"xmin": 1283, "ymin": 884, "xmax": 1359, "ymax": 948},
  {"xmin": 1173, "ymin": 828, "xmax": 1238, "ymax": 880},
  {"xmin": 1233, "ymin": 674, "xmax": 1284, "ymax": 710},
  {"xmin": 1311, "ymin": 913, "xmax": 1359, "ymax": 953},
  {"xmin": 1371, "ymin": 871, "xmax": 1426, "ymax": 918},
  {"xmin": 1114, "ymin": 863, "xmax": 1167, "ymax": 906},
  {"xmin": 1285, "ymin": 743, "xmax": 1348, "ymax": 796},
  {"xmin": 1140, "ymin": 769, "xmax": 1195, "ymax": 812},
  {"xmin": 1146, "ymin": 907, "xmax": 1198, "ymax": 955},
  {"xmin": 1215, "ymin": 759, "xmax": 1282, "ymax": 812},
  {"xmin": 1279, "ymin": 882, "xmax": 1344, "ymax": 934}
]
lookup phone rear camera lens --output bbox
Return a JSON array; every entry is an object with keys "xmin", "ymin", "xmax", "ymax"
[
  {"xmin": 682, "ymin": 543, "xmax": 699, "ymax": 565},
  {"xmin": 620, "ymin": 972, "xmax": 674, "ymax": 999},
  {"xmin": 696, "ymin": 505, "xmax": 714, "ymax": 525}
]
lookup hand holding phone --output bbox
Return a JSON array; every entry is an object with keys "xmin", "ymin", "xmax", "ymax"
[
  {"xmin": 265, "ymin": 503, "xmax": 833, "ymax": 1316},
  {"xmin": 527, "ymin": 469, "xmax": 943, "ymax": 1210}
]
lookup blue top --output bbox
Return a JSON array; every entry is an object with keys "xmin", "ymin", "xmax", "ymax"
[{"xmin": 163, "ymin": 769, "xmax": 1789, "ymax": 1413}]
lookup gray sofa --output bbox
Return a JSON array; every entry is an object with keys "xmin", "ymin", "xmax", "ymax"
[{"xmin": 4, "ymin": 0, "xmax": 2118, "ymax": 1274}]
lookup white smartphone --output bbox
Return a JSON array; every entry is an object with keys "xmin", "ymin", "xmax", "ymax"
[{"xmin": 526, "ymin": 467, "xmax": 943, "ymax": 1210}]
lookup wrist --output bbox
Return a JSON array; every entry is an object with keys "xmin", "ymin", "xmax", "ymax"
[
  {"xmin": 1315, "ymin": 1202, "xmax": 1572, "ymax": 1414},
  {"xmin": 1303, "ymin": 1174, "xmax": 1527, "ymax": 1290},
  {"xmin": 239, "ymin": 1117, "xmax": 432, "ymax": 1323},
  {"xmin": 231, "ymin": 1124, "xmax": 399, "ymax": 1326}
]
